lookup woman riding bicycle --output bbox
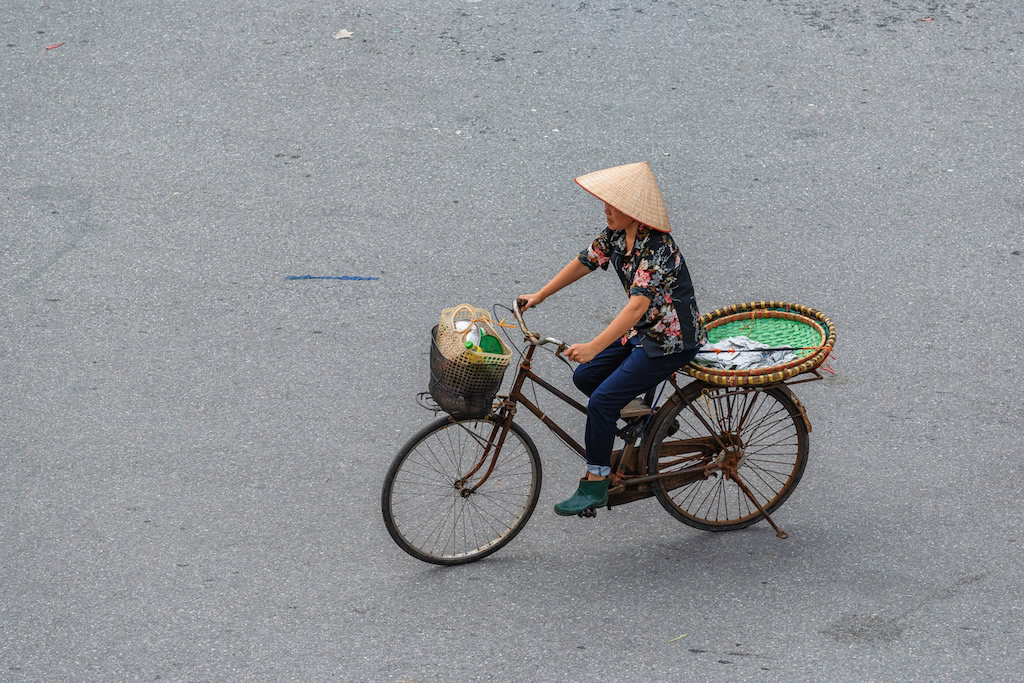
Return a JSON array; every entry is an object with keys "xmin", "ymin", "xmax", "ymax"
[{"xmin": 519, "ymin": 161, "xmax": 706, "ymax": 516}]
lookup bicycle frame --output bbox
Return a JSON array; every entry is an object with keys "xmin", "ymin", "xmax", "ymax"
[
  {"xmin": 454, "ymin": 347, "xmax": 709, "ymax": 508},
  {"xmin": 454, "ymin": 302, "xmax": 816, "ymax": 536}
]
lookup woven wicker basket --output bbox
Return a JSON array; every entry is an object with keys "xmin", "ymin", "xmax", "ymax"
[{"xmin": 683, "ymin": 301, "xmax": 836, "ymax": 387}]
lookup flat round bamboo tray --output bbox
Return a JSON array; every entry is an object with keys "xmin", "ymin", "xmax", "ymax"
[{"xmin": 682, "ymin": 301, "xmax": 836, "ymax": 387}]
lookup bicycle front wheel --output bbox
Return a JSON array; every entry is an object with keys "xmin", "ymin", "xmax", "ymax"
[
  {"xmin": 647, "ymin": 383, "xmax": 808, "ymax": 531},
  {"xmin": 381, "ymin": 416, "xmax": 542, "ymax": 565}
]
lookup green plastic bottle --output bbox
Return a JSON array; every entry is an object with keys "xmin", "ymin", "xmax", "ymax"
[{"xmin": 479, "ymin": 334, "xmax": 503, "ymax": 355}]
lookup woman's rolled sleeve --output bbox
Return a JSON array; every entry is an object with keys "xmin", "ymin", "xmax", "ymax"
[{"xmin": 578, "ymin": 228, "xmax": 613, "ymax": 271}]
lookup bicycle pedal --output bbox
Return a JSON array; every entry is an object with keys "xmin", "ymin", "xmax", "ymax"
[{"xmin": 578, "ymin": 508, "xmax": 598, "ymax": 519}]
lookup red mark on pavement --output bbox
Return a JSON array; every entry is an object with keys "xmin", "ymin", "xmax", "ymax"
[{"xmin": 46, "ymin": 42, "xmax": 65, "ymax": 50}]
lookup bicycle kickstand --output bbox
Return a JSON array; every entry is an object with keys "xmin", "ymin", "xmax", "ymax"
[{"xmin": 730, "ymin": 472, "xmax": 788, "ymax": 539}]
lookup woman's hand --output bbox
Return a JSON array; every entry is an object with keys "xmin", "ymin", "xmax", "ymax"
[
  {"xmin": 517, "ymin": 291, "xmax": 546, "ymax": 312},
  {"xmin": 565, "ymin": 341, "xmax": 599, "ymax": 364}
]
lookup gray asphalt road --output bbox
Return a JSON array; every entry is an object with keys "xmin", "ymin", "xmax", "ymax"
[{"xmin": 3, "ymin": 0, "xmax": 1022, "ymax": 680}]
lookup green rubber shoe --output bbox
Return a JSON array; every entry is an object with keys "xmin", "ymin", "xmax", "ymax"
[{"xmin": 554, "ymin": 479, "xmax": 609, "ymax": 516}]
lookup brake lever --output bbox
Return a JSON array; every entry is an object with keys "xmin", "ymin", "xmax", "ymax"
[{"xmin": 553, "ymin": 342, "xmax": 574, "ymax": 369}]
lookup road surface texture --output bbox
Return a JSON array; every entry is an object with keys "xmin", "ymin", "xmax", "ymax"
[{"xmin": 3, "ymin": 0, "xmax": 1022, "ymax": 680}]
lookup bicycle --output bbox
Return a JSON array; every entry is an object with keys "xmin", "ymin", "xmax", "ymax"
[{"xmin": 381, "ymin": 299, "xmax": 834, "ymax": 565}]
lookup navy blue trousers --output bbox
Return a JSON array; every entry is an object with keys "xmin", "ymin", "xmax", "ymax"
[{"xmin": 572, "ymin": 338, "xmax": 699, "ymax": 475}]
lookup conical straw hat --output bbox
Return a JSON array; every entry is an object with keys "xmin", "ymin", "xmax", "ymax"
[{"xmin": 574, "ymin": 161, "xmax": 671, "ymax": 233}]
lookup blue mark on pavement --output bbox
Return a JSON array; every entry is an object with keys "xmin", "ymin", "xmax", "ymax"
[{"xmin": 286, "ymin": 275, "xmax": 380, "ymax": 281}]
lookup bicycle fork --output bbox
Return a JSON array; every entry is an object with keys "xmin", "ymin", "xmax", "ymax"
[{"xmin": 451, "ymin": 417, "xmax": 511, "ymax": 496}]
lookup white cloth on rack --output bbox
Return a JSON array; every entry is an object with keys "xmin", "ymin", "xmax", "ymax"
[{"xmin": 697, "ymin": 336, "xmax": 795, "ymax": 370}]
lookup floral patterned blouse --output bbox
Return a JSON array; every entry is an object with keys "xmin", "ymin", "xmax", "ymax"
[{"xmin": 577, "ymin": 225, "xmax": 705, "ymax": 357}]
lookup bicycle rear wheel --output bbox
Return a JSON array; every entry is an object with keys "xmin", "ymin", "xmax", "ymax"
[
  {"xmin": 647, "ymin": 383, "xmax": 808, "ymax": 531},
  {"xmin": 381, "ymin": 416, "xmax": 542, "ymax": 565}
]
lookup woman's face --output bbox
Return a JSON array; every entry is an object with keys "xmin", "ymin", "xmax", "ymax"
[{"xmin": 604, "ymin": 203, "xmax": 637, "ymax": 231}]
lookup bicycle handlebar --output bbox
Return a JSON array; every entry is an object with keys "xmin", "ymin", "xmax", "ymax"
[{"xmin": 513, "ymin": 298, "xmax": 569, "ymax": 356}]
